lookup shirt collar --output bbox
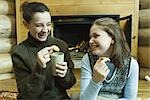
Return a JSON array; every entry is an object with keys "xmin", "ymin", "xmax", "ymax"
[{"xmin": 27, "ymin": 32, "xmax": 49, "ymax": 48}]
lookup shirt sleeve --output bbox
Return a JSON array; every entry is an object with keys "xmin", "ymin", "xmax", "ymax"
[
  {"xmin": 55, "ymin": 49, "xmax": 76, "ymax": 89},
  {"xmin": 11, "ymin": 52, "xmax": 47, "ymax": 98},
  {"xmin": 80, "ymin": 54, "xmax": 103, "ymax": 100},
  {"xmin": 122, "ymin": 57, "xmax": 139, "ymax": 99}
]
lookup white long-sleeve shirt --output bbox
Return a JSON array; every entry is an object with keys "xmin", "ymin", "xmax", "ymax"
[{"xmin": 80, "ymin": 53, "xmax": 139, "ymax": 100}]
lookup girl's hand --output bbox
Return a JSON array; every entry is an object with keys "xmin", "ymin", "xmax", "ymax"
[
  {"xmin": 37, "ymin": 45, "xmax": 60, "ymax": 68},
  {"xmin": 92, "ymin": 57, "xmax": 110, "ymax": 83},
  {"xmin": 56, "ymin": 62, "xmax": 68, "ymax": 77}
]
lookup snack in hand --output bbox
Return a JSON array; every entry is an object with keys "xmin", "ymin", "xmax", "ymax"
[
  {"xmin": 52, "ymin": 45, "xmax": 60, "ymax": 52},
  {"xmin": 100, "ymin": 57, "xmax": 110, "ymax": 63}
]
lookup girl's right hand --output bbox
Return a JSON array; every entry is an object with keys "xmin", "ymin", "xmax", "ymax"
[
  {"xmin": 92, "ymin": 57, "xmax": 110, "ymax": 83},
  {"xmin": 37, "ymin": 45, "xmax": 60, "ymax": 68}
]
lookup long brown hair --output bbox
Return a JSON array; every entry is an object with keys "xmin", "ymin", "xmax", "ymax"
[{"xmin": 93, "ymin": 17, "xmax": 131, "ymax": 68}]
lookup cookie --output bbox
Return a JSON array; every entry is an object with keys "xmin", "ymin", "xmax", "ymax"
[
  {"xmin": 52, "ymin": 45, "xmax": 60, "ymax": 52},
  {"xmin": 100, "ymin": 57, "xmax": 110, "ymax": 63}
]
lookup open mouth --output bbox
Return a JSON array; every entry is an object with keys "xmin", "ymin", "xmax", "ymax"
[
  {"xmin": 91, "ymin": 44, "xmax": 99, "ymax": 49},
  {"xmin": 89, "ymin": 45, "xmax": 99, "ymax": 52},
  {"xmin": 38, "ymin": 33, "xmax": 47, "ymax": 38}
]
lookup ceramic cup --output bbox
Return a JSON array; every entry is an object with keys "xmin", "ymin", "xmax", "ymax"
[{"xmin": 51, "ymin": 52, "xmax": 64, "ymax": 76}]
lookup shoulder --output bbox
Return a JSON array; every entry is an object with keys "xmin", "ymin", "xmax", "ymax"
[
  {"xmin": 128, "ymin": 57, "xmax": 139, "ymax": 76},
  {"xmin": 130, "ymin": 57, "xmax": 139, "ymax": 70},
  {"xmin": 81, "ymin": 53, "xmax": 91, "ymax": 69},
  {"xmin": 82, "ymin": 53, "xmax": 89, "ymax": 62},
  {"xmin": 11, "ymin": 41, "xmax": 28, "ymax": 56}
]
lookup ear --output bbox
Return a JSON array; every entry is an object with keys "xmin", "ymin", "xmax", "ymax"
[{"xmin": 23, "ymin": 20, "xmax": 29, "ymax": 29}]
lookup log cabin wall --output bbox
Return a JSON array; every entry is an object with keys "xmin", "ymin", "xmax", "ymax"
[
  {"xmin": 15, "ymin": 0, "xmax": 139, "ymax": 58},
  {"xmin": 138, "ymin": 0, "xmax": 150, "ymax": 80},
  {"xmin": 0, "ymin": 0, "xmax": 16, "ymax": 80}
]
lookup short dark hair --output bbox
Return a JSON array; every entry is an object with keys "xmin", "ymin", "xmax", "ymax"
[{"xmin": 21, "ymin": 2, "xmax": 50, "ymax": 22}]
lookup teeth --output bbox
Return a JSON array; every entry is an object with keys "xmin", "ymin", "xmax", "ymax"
[{"xmin": 38, "ymin": 34, "xmax": 46, "ymax": 38}]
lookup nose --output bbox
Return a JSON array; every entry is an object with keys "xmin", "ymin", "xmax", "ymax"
[
  {"xmin": 42, "ymin": 26, "xmax": 49, "ymax": 33},
  {"xmin": 89, "ymin": 37, "xmax": 94, "ymax": 44}
]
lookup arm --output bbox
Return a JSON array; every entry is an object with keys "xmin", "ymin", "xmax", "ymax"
[
  {"xmin": 122, "ymin": 58, "xmax": 139, "ymax": 99},
  {"xmin": 80, "ymin": 54, "xmax": 103, "ymax": 100},
  {"xmin": 55, "ymin": 49, "xmax": 76, "ymax": 89},
  {"xmin": 11, "ymin": 53, "xmax": 46, "ymax": 98}
]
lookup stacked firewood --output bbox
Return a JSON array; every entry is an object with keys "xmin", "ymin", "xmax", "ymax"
[
  {"xmin": 0, "ymin": 0, "xmax": 16, "ymax": 80},
  {"xmin": 138, "ymin": 0, "xmax": 150, "ymax": 80}
]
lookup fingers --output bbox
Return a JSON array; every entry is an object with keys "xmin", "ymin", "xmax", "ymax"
[
  {"xmin": 93, "ymin": 57, "xmax": 110, "ymax": 82},
  {"xmin": 94, "ymin": 62, "xmax": 108, "ymax": 74},
  {"xmin": 44, "ymin": 45, "xmax": 60, "ymax": 56},
  {"xmin": 105, "ymin": 68, "xmax": 110, "ymax": 77},
  {"xmin": 56, "ymin": 62, "xmax": 68, "ymax": 77},
  {"xmin": 98, "ymin": 57, "xmax": 110, "ymax": 63},
  {"xmin": 37, "ymin": 45, "xmax": 60, "ymax": 68},
  {"xmin": 42, "ymin": 45, "xmax": 60, "ymax": 56},
  {"xmin": 95, "ymin": 57, "xmax": 110, "ymax": 74},
  {"xmin": 50, "ymin": 45, "xmax": 60, "ymax": 52}
]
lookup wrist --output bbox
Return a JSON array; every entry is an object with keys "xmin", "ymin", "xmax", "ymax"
[
  {"xmin": 92, "ymin": 76, "xmax": 104, "ymax": 83},
  {"xmin": 91, "ymin": 78, "xmax": 103, "ymax": 86}
]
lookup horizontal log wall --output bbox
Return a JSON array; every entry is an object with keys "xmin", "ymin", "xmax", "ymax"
[
  {"xmin": 139, "ymin": 0, "xmax": 150, "ymax": 9},
  {"xmin": 0, "ymin": 54, "xmax": 13, "ymax": 74},
  {"xmin": 138, "ymin": 0, "xmax": 150, "ymax": 79},
  {"xmin": 0, "ymin": 0, "xmax": 15, "ymax": 15},
  {"xmin": 15, "ymin": 0, "xmax": 139, "ymax": 57},
  {"xmin": 0, "ymin": 15, "xmax": 16, "ymax": 38}
]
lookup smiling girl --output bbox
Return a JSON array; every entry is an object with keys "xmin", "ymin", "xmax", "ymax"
[
  {"xmin": 11, "ymin": 2, "xmax": 76, "ymax": 100},
  {"xmin": 80, "ymin": 18, "xmax": 139, "ymax": 100}
]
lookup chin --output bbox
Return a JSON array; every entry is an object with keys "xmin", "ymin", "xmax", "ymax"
[
  {"xmin": 91, "ymin": 50, "xmax": 100, "ymax": 56},
  {"xmin": 38, "ymin": 37, "xmax": 47, "ymax": 42}
]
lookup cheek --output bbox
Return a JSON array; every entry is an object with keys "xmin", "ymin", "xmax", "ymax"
[
  {"xmin": 34, "ymin": 27, "xmax": 42, "ymax": 32},
  {"xmin": 29, "ymin": 27, "xmax": 39, "ymax": 33},
  {"xmin": 29, "ymin": 28, "xmax": 40, "ymax": 37}
]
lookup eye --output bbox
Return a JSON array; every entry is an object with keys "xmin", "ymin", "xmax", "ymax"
[
  {"xmin": 47, "ymin": 23, "xmax": 51, "ymax": 27},
  {"xmin": 35, "ymin": 24, "xmax": 42, "ymax": 27},
  {"xmin": 93, "ymin": 34, "xmax": 100, "ymax": 38}
]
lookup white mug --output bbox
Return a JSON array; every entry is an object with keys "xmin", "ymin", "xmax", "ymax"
[{"xmin": 51, "ymin": 52, "xmax": 64, "ymax": 76}]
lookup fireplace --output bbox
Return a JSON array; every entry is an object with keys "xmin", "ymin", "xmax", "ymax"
[
  {"xmin": 51, "ymin": 15, "xmax": 132, "ymax": 68},
  {"xmin": 52, "ymin": 15, "xmax": 120, "ymax": 48}
]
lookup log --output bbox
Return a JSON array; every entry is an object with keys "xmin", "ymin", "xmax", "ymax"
[
  {"xmin": 138, "ymin": 46, "xmax": 150, "ymax": 68},
  {"xmin": 0, "ymin": 38, "xmax": 16, "ymax": 53},
  {"xmin": 138, "ymin": 28, "xmax": 150, "ymax": 68},
  {"xmin": 0, "ymin": 15, "xmax": 16, "ymax": 38},
  {"xmin": 139, "ymin": 67, "xmax": 150, "ymax": 80},
  {"xmin": 139, "ymin": 9, "xmax": 150, "ymax": 28},
  {"xmin": 138, "ymin": 28, "xmax": 150, "ymax": 46},
  {"xmin": 0, "ymin": 53, "xmax": 13, "ymax": 74},
  {"xmin": 0, "ymin": 78, "xmax": 18, "ymax": 92},
  {"xmin": 139, "ymin": 0, "xmax": 150, "ymax": 9},
  {"xmin": 0, "ymin": 0, "xmax": 15, "ymax": 15},
  {"xmin": 0, "ymin": 73, "xmax": 15, "ymax": 81}
]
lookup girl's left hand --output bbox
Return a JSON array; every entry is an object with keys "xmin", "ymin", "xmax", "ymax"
[{"xmin": 56, "ymin": 62, "xmax": 68, "ymax": 77}]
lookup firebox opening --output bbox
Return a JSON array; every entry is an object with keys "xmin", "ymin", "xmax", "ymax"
[{"xmin": 54, "ymin": 24, "xmax": 90, "ymax": 48}]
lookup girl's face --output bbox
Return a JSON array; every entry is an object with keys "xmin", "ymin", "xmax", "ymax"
[
  {"xmin": 89, "ymin": 25, "xmax": 114, "ymax": 57},
  {"xmin": 25, "ymin": 11, "xmax": 51, "ymax": 42}
]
